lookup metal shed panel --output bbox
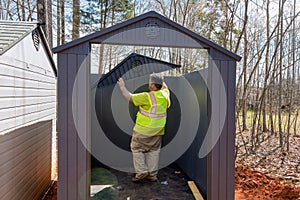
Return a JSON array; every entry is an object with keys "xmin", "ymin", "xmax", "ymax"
[
  {"xmin": 97, "ymin": 53, "xmax": 180, "ymax": 88},
  {"xmin": 76, "ymin": 54, "xmax": 91, "ymax": 200},
  {"xmin": 67, "ymin": 53, "xmax": 78, "ymax": 200},
  {"xmin": 219, "ymin": 60, "xmax": 229, "ymax": 198},
  {"xmin": 176, "ymin": 69, "xmax": 209, "ymax": 196},
  {"xmin": 57, "ymin": 46, "xmax": 90, "ymax": 200},
  {"xmin": 53, "ymin": 11, "xmax": 241, "ymax": 62},
  {"xmin": 57, "ymin": 53, "xmax": 68, "ymax": 200},
  {"xmin": 90, "ymin": 18, "xmax": 208, "ymax": 48},
  {"xmin": 207, "ymin": 59, "xmax": 221, "ymax": 200},
  {"xmin": 226, "ymin": 60, "xmax": 237, "ymax": 200}
]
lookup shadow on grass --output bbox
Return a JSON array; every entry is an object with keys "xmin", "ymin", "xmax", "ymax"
[{"xmin": 91, "ymin": 167, "xmax": 119, "ymax": 199}]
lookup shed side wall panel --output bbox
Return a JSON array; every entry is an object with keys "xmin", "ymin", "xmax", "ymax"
[
  {"xmin": 58, "ymin": 48, "xmax": 90, "ymax": 200},
  {"xmin": 77, "ymin": 54, "xmax": 91, "ymax": 199},
  {"xmin": 0, "ymin": 120, "xmax": 51, "ymax": 200},
  {"xmin": 67, "ymin": 53, "xmax": 78, "ymax": 200},
  {"xmin": 219, "ymin": 60, "xmax": 229, "ymax": 198},
  {"xmin": 207, "ymin": 51, "xmax": 236, "ymax": 200},
  {"xmin": 227, "ymin": 61, "xmax": 236, "ymax": 200},
  {"xmin": 57, "ymin": 53, "xmax": 68, "ymax": 200},
  {"xmin": 207, "ymin": 59, "xmax": 221, "ymax": 200}
]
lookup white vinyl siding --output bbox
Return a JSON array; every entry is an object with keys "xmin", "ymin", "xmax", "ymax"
[{"xmin": 0, "ymin": 55, "xmax": 56, "ymax": 135}]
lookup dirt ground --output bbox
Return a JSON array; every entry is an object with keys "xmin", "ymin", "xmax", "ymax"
[
  {"xmin": 42, "ymin": 164, "xmax": 300, "ymax": 200},
  {"xmin": 42, "ymin": 164, "xmax": 195, "ymax": 200},
  {"xmin": 235, "ymin": 164, "xmax": 300, "ymax": 200},
  {"xmin": 99, "ymin": 164, "xmax": 196, "ymax": 200}
]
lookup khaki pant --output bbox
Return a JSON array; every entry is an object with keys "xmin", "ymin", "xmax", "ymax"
[{"xmin": 130, "ymin": 132, "xmax": 162, "ymax": 177}]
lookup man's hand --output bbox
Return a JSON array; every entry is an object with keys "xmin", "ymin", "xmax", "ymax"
[
  {"xmin": 117, "ymin": 78, "xmax": 125, "ymax": 88},
  {"xmin": 117, "ymin": 78, "xmax": 132, "ymax": 102}
]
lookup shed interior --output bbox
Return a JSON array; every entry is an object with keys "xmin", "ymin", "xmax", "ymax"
[{"xmin": 90, "ymin": 48, "xmax": 210, "ymax": 197}]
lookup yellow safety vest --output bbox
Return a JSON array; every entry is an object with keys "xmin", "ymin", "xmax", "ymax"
[{"xmin": 135, "ymin": 90, "xmax": 168, "ymax": 128}]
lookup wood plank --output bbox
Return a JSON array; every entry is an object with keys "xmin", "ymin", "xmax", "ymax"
[
  {"xmin": 0, "ymin": 129, "xmax": 50, "ymax": 182},
  {"xmin": 0, "ymin": 137, "xmax": 50, "ymax": 198},
  {"xmin": 188, "ymin": 181, "xmax": 204, "ymax": 200},
  {"xmin": 0, "ymin": 120, "xmax": 50, "ymax": 142},
  {"xmin": 7, "ymin": 149, "xmax": 50, "ymax": 200},
  {"xmin": 0, "ymin": 124, "xmax": 50, "ymax": 163},
  {"xmin": 31, "ymin": 173, "xmax": 52, "ymax": 200}
]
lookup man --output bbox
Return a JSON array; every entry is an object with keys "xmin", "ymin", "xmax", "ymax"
[{"xmin": 117, "ymin": 73, "xmax": 170, "ymax": 182}]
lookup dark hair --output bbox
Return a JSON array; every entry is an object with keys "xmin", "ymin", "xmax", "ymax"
[{"xmin": 150, "ymin": 73, "xmax": 163, "ymax": 89}]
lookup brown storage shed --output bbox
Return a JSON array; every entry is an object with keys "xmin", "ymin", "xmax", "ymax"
[{"xmin": 53, "ymin": 11, "xmax": 241, "ymax": 200}]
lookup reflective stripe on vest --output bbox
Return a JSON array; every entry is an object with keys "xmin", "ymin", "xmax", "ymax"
[
  {"xmin": 135, "ymin": 90, "xmax": 168, "ymax": 129},
  {"xmin": 139, "ymin": 110, "xmax": 166, "ymax": 118},
  {"xmin": 138, "ymin": 92, "xmax": 166, "ymax": 118},
  {"xmin": 149, "ymin": 92, "xmax": 157, "ymax": 113}
]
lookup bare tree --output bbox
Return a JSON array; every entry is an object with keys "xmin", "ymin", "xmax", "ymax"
[
  {"xmin": 72, "ymin": 0, "xmax": 80, "ymax": 40},
  {"xmin": 37, "ymin": 0, "xmax": 52, "ymax": 48}
]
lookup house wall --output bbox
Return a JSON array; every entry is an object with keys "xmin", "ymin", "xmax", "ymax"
[
  {"xmin": 4, "ymin": 30, "xmax": 53, "ymax": 70},
  {"xmin": 0, "ymin": 120, "xmax": 52, "ymax": 200},
  {"xmin": 0, "ymin": 55, "xmax": 56, "ymax": 134},
  {"xmin": 0, "ymin": 33, "xmax": 56, "ymax": 199}
]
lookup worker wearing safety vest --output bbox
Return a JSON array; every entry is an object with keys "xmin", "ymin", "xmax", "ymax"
[{"xmin": 117, "ymin": 73, "xmax": 170, "ymax": 182}]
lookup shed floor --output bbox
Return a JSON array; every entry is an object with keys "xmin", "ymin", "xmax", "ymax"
[{"xmin": 91, "ymin": 163, "xmax": 196, "ymax": 200}]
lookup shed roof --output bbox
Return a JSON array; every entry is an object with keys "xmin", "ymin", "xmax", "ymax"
[
  {"xmin": 97, "ymin": 53, "xmax": 180, "ymax": 88},
  {"xmin": 53, "ymin": 11, "xmax": 241, "ymax": 61},
  {"xmin": 0, "ymin": 21, "xmax": 57, "ymax": 76}
]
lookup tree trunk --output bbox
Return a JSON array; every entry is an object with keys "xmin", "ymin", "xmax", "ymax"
[
  {"xmin": 61, "ymin": 0, "xmax": 65, "ymax": 44},
  {"xmin": 262, "ymin": 0, "xmax": 270, "ymax": 133},
  {"xmin": 278, "ymin": 0, "xmax": 284, "ymax": 150},
  {"xmin": 242, "ymin": 0, "xmax": 249, "ymax": 131},
  {"xmin": 57, "ymin": 0, "xmax": 61, "ymax": 46},
  {"xmin": 21, "ymin": 0, "xmax": 25, "ymax": 20},
  {"xmin": 72, "ymin": 0, "xmax": 80, "ymax": 40},
  {"xmin": 286, "ymin": 0, "xmax": 297, "ymax": 151},
  {"xmin": 37, "ymin": 0, "xmax": 53, "ymax": 48}
]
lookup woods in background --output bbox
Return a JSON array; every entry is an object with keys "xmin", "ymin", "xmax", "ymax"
[{"xmin": 0, "ymin": 0, "xmax": 299, "ymax": 155}]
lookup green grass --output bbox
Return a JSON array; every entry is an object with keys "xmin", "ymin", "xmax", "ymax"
[
  {"xmin": 91, "ymin": 168, "xmax": 118, "ymax": 185},
  {"xmin": 90, "ymin": 168, "xmax": 119, "ymax": 200},
  {"xmin": 91, "ymin": 187, "xmax": 118, "ymax": 200},
  {"xmin": 237, "ymin": 110, "xmax": 300, "ymax": 133}
]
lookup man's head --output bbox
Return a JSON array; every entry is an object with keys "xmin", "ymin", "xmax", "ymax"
[{"xmin": 149, "ymin": 73, "xmax": 163, "ymax": 91}]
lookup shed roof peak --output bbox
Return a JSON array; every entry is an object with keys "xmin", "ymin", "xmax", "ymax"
[{"xmin": 53, "ymin": 11, "xmax": 241, "ymax": 61}]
